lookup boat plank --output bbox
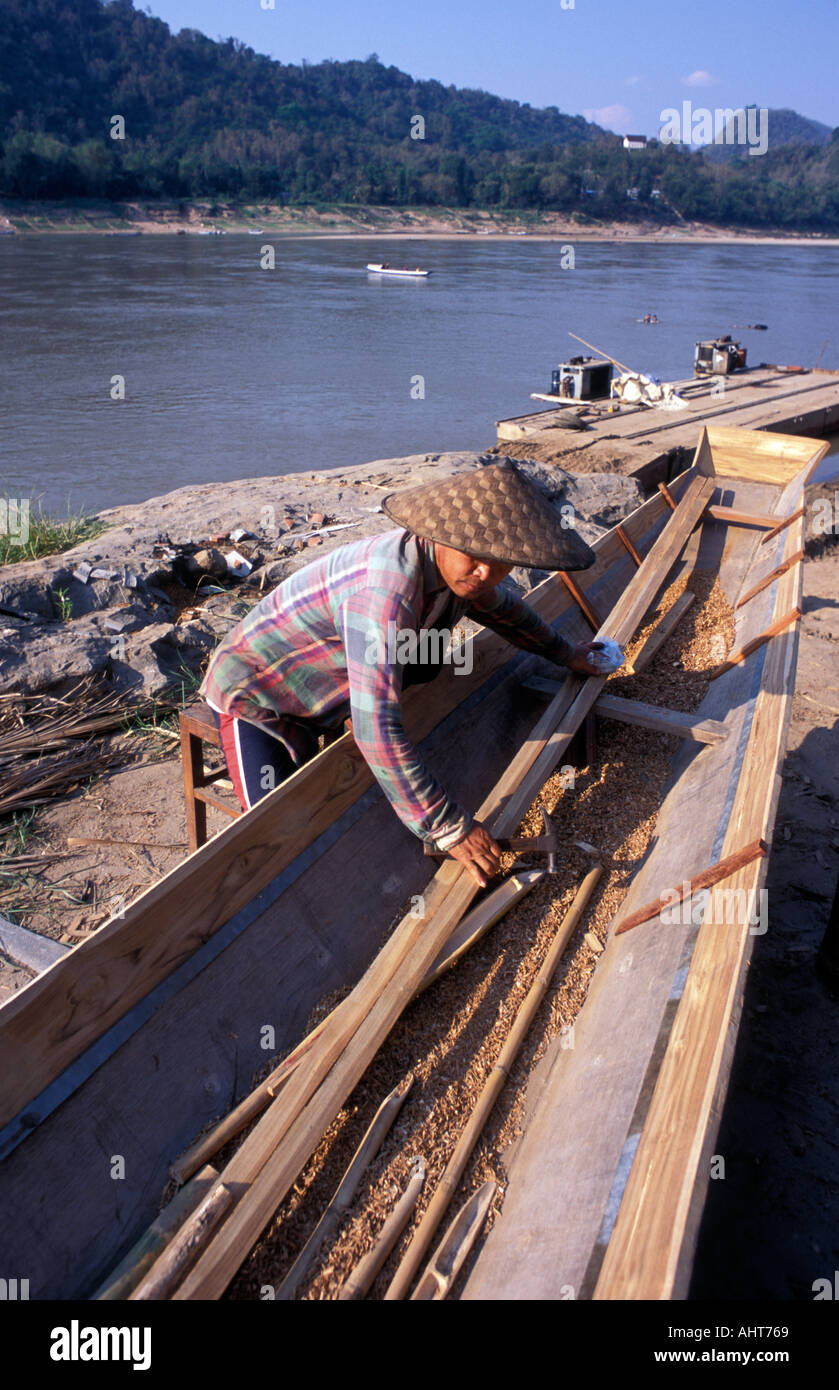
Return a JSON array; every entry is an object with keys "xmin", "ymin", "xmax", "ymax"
[
  {"xmin": 628, "ymin": 590, "xmax": 696, "ymax": 673},
  {"xmin": 594, "ymin": 693, "xmax": 728, "ymax": 745},
  {"xmin": 593, "ymin": 519, "xmax": 803, "ymax": 1299}
]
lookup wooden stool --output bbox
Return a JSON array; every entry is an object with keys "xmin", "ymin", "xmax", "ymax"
[{"xmin": 179, "ymin": 702, "xmax": 242, "ymax": 851}]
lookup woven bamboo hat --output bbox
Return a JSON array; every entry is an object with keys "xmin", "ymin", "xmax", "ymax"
[{"xmin": 382, "ymin": 459, "xmax": 595, "ymax": 570}]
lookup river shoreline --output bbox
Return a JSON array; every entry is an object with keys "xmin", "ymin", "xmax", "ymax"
[{"xmin": 2, "ymin": 199, "xmax": 838, "ymax": 246}]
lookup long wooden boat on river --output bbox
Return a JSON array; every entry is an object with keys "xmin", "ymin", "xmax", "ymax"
[{"xmin": 0, "ymin": 426, "xmax": 826, "ymax": 1300}]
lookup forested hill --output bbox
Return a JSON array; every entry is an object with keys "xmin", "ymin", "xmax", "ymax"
[
  {"xmin": 1, "ymin": 0, "xmax": 838, "ymax": 230},
  {"xmin": 0, "ymin": 0, "xmax": 602, "ymax": 202}
]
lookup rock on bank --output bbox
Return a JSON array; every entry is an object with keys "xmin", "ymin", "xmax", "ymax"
[{"xmin": 0, "ymin": 454, "xmax": 644, "ymax": 698}]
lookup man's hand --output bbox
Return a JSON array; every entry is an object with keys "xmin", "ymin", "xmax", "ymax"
[
  {"xmin": 566, "ymin": 640, "xmax": 624, "ymax": 676},
  {"xmin": 446, "ymin": 822, "xmax": 504, "ymax": 887}
]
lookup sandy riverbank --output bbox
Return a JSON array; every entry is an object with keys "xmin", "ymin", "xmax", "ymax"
[{"xmin": 2, "ymin": 200, "xmax": 838, "ymax": 246}]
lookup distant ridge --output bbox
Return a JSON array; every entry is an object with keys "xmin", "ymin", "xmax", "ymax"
[{"xmin": 702, "ymin": 106, "xmax": 834, "ymax": 162}]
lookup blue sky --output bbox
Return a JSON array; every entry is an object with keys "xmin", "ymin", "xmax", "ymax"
[{"xmin": 141, "ymin": 0, "xmax": 838, "ymax": 135}]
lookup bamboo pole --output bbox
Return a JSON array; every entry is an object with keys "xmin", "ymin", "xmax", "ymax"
[
  {"xmin": 418, "ymin": 870, "xmax": 545, "ymax": 994},
  {"xmin": 338, "ymin": 1159, "xmax": 426, "ymax": 1301},
  {"xmin": 170, "ymin": 871, "xmax": 543, "ymax": 1184},
  {"xmin": 94, "ymin": 1164, "xmax": 220, "ymax": 1300},
  {"xmin": 385, "ymin": 866, "xmax": 603, "ymax": 1300},
  {"xmin": 273, "ymin": 1075, "xmax": 413, "ymax": 1301},
  {"xmin": 130, "ymin": 1183, "xmax": 233, "ymax": 1300},
  {"xmin": 568, "ymin": 331, "xmax": 634, "ymax": 376},
  {"xmin": 410, "ymin": 1182, "xmax": 498, "ymax": 1301}
]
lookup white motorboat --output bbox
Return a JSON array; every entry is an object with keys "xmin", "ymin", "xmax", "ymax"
[{"xmin": 366, "ymin": 263, "xmax": 431, "ymax": 277}]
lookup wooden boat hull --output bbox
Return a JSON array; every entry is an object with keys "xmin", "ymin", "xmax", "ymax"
[{"xmin": 0, "ymin": 427, "xmax": 826, "ymax": 1299}]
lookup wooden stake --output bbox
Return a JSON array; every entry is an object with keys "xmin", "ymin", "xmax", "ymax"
[
  {"xmin": 557, "ymin": 571, "xmax": 603, "ymax": 631},
  {"xmin": 735, "ymin": 550, "xmax": 804, "ymax": 609},
  {"xmin": 613, "ymin": 839, "xmax": 767, "ymax": 936},
  {"xmin": 130, "ymin": 1183, "xmax": 233, "ymax": 1300},
  {"xmin": 627, "ymin": 591, "xmax": 695, "ymax": 674},
  {"xmin": 760, "ymin": 505, "xmax": 805, "ymax": 545},
  {"xmin": 616, "ymin": 525, "xmax": 642, "ymax": 566},
  {"xmin": 170, "ymin": 872, "xmax": 543, "ymax": 1184},
  {"xmin": 585, "ymin": 710, "xmax": 597, "ymax": 765},
  {"xmin": 338, "ymin": 1160, "xmax": 426, "ymax": 1301},
  {"xmin": 709, "ymin": 608, "xmax": 802, "ymax": 679},
  {"xmin": 410, "ymin": 1182, "xmax": 498, "ymax": 1301},
  {"xmin": 705, "ymin": 505, "xmax": 776, "ymax": 528},
  {"xmin": 273, "ymin": 1075, "xmax": 413, "ymax": 1301},
  {"xmin": 658, "ymin": 481, "xmax": 678, "ymax": 512},
  {"xmin": 385, "ymin": 867, "xmax": 603, "ymax": 1301},
  {"xmin": 594, "ymin": 693, "xmax": 728, "ymax": 745}
]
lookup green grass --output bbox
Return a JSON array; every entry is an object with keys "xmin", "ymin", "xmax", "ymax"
[
  {"xmin": 0, "ymin": 809, "xmax": 37, "ymax": 856},
  {"xmin": 0, "ymin": 497, "xmax": 107, "ymax": 566},
  {"xmin": 120, "ymin": 657, "xmax": 207, "ymax": 743},
  {"xmin": 50, "ymin": 586, "xmax": 74, "ymax": 620}
]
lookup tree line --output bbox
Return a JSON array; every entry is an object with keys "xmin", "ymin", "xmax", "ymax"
[{"xmin": 1, "ymin": 0, "xmax": 837, "ymax": 229}]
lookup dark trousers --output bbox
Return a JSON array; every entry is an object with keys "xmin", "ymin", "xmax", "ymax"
[{"xmin": 212, "ymin": 709, "xmax": 296, "ymax": 811}]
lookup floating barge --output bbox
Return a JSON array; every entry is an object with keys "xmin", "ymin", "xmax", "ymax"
[
  {"xmin": 498, "ymin": 365, "xmax": 839, "ymax": 490},
  {"xmin": 0, "ymin": 426, "xmax": 827, "ymax": 1300}
]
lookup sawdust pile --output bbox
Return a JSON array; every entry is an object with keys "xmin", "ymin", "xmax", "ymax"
[{"xmin": 225, "ymin": 570, "xmax": 735, "ymax": 1301}]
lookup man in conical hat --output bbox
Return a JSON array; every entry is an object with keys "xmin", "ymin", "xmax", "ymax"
[{"xmin": 201, "ymin": 460, "xmax": 620, "ymax": 886}]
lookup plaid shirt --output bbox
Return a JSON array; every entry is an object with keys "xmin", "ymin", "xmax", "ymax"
[{"xmin": 201, "ymin": 529, "xmax": 574, "ymax": 849}]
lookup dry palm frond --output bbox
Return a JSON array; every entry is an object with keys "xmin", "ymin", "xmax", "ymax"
[
  {"xmin": 0, "ymin": 742, "xmax": 133, "ymax": 817},
  {"xmin": 0, "ymin": 679, "xmax": 172, "ymax": 755}
]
